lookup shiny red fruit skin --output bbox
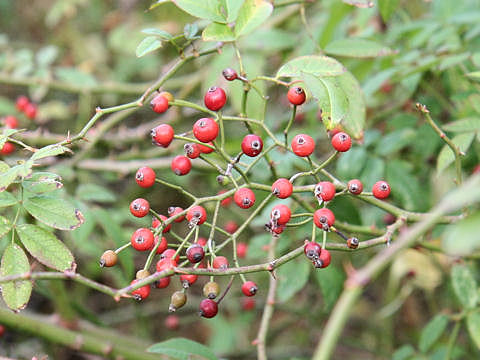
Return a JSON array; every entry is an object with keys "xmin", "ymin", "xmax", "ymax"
[
  {"xmin": 200, "ymin": 298, "xmax": 218, "ymax": 318},
  {"xmin": 313, "ymin": 208, "xmax": 335, "ymax": 229},
  {"xmin": 212, "ymin": 256, "xmax": 229, "ymax": 269},
  {"xmin": 135, "ymin": 167, "xmax": 156, "ymax": 188},
  {"xmin": 184, "ymin": 143, "xmax": 201, "ymax": 159},
  {"xmin": 304, "ymin": 241, "xmax": 322, "ymax": 259},
  {"xmin": 171, "ymin": 155, "xmax": 191, "ymax": 176},
  {"xmin": 186, "ymin": 244, "xmax": 205, "ymax": 263},
  {"xmin": 198, "ymin": 141, "xmax": 214, "ymax": 154},
  {"xmin": 347, "ymin": 179, "xmax": 363, "ymax": 195},
  {"xmin": 234, "ymin": 188, "xmax": 255, "ymax": 209},
  {"xmin": 331, "ymin": 132, "xmax": 352, "ymax": 152},
  {"xmin": 131, "ymin": 228, "xmax": 154, "ymax": 251},
  {"xmin": 291, "ymin": 134, "xmax": 315, "ymax": 157},
  {"xmin": 237, "ymin": 242, "xmax": 248, "ymax": 258},
  {"xmin": 193, "ymin": 118, "xmax": 219, "ymax": 143},
  {"xmin": 4, "ymin": 115, "xmax": 18, "ymax": 129},
  {"xmin": 314, "ymin": 181, "xmax": 336, "ymax": 202},
  {"xmin": 241, "ymin": 281, "xmax": 258, "ymax": 297},
  {"xmin": 186, "ymin": 205, "xmax": 207, "ymax": 225},
  {"xmin": 241, "ymin": 134, "xmax": 263, "ymax": 157},
  {"xmin": 168, "ymin": 206, "xmax": 185, "ymax": 222},
  {"xmin": 317, "ymin": 249, "xmax": 331, "ymax": 268},
  {"xmin": 151, "ymin": 124, "xmax": 174, "ymax": 147},
  {"xmin": 24, "ymin": 103, "xmax": 37, "ymax": 119},
  {"xmin": 154, "ymin": 236, "xmax": 168, "ymax": 254},
  {"xmin": 0, "ymin": 142, "xmax": 15, "ymax": 155},
  {"xmin": 271, "ymin": 204, "xmax": 291, "ymax": 225},
  {"xmin": 152, "ymin": 214, "xmax": 172, "ymax": 233},
  {"xmin": 204, "ymin": 86, "xmax": 226, "ymax": 111},
  {"xmin": 272, "ymin": 178, "xmax": 293, "ymax": 199},
  {"xmin": 159, "ymin": 249, "xmax": 180, "ymax": 263},
  {"xmin": 372, "ymin": 181, "xmax": 391, "ymax": 199},
  {"xmin": 129, "ymin": 198, "xmax": 150, "ymax": 217},
  {"xmin": 287, "ymin": 87, "xmax": 306, "ymax": 105},
  {"xmin": 131, "ymin": 279, "xmax": 151, "ymax": 300},
  {"xmin": 16, "ymin": 96, "xmax": 29, "ymax": 111},
  {"xmin": 150, "ymin": 94, "xmax": 169, "ymax": 113}
]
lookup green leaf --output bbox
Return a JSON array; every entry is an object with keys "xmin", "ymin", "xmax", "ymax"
[
  {"xmin": 0, "ymin": 96, "xmax": 16, "ymax": 116},
  {"xmin": 75, "ymin": 183, "xmax": 116, "ymax": 203},
  {"xmin": 184, "ymin": 23, "xmax": 199, "ymax": 40},
  {"xmin": 54, "ymin": 67, "xmax": 97, "ymax": 86},
  {"xmin": 277, "ymin": 258, "xmax": 310, "ymax": 303},
  {"xmin": 466, "ymin": 71, "xmax": 480, "ymax": 81},
  {"xmin": 451, "ymin": 265, "xmax": 478, "ymax": 309},
  {"xmin": 0, "ymin": 128, "xmax": 20, "ymax": 148},
  {"xmin": 148, "ymin": 338, "xmax": 218, "ymax": 360},
  {"xmin": 172, "ymin": 0, "xmax": 226, "ymax": 23},
  {"xmin": 16, "ymin": 224, "xmax": 76, "ymax": 272},
  {"xmin": 418, "ymin": 314, "xmax": 449, "ymax": 353},
  {"xmin": 325, "ymin": 38, "xmax": 394, "ymax": 58},
  {"xmin": 0, "ymin": 215, "xmax": 12, "ymax": 238},
  {"xmin": 376, "ymin": 128, "xmax": 416, "ymax": 156},
  {"xmin": 336, "ymin": 147, "xmax": 367, "ymax": 179},
  {"xmin": 22, "ymin": 172, "xmax": 63, "ymax": 195},
  {"xmin": 202, "ymin": 22, "xmax": 236, "ymax": 42},
  {"xmin": 442, "ymin": 212, "xmax": 480, "ymax": 256},
  {"xmin": 302, "ymin": 71, "xmax": 365, "ymax": 139},
  {"xmin": 234, "ymin": 0, "xmax": 273, "ymax": 38},
  {"xmin": 0, "ymin": 243, "xmax": 32, "ymax": 311},
  {"xmin": 31, "ymin": 144, "xmax": 69, "ymax": 161},
  {"xmin": 314, "ymin": 265, "xmax": 345, "ymax": 311},
  {"xmin": 379, "ymin": 0, "xmax": 400, "ymax": 22},
  {"xmin": 386, "ymin": 160, "xmax": 424, "ymax": 211},
  {"xmin": 276, "ymin": 55, "xmax": 345, "ymax": 78},
  {"xmin": 437, "ymin": 133, "xmax": 475, "ymax": 173},
  {"xmin": 23, "ymin": 194, "xmax": 84, "ymax": 230},
  {"xmin": 0, "ymin": 191, "xmax": 18, "ymax": 207},
  {"xmin": 222, "ymin": 0, "xmax": 244, "ymax": 22},
  {"xmin": 135, "ymin": 36, "xmax": 162, "ymax": 58},
  {"xmin": 467, "ymin": 311, "xmax": 480, "ymax": 349},
  {"xmin": 443, "ymin": 117, "xmax": 480, "ymax": 132},
  {"xmin": 141, "ymin": 28, "xmax": 172, "ymax": 40},
  {"xmin": 392, "ymin": 345, "xmax": 415, "ymax": 360},
  {"xmin": 0, "ymin": 165, "xmax": 22, "ymax": 192},
  {"xmin": 0, "ymin": 160, "xmax": 9, "ymax": 173}
]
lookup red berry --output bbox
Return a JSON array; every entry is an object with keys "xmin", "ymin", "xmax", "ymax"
[
  {"xmin": 222, "ymin": 68, "xmax": 238, "ymax": 81},
  {"xmin": 241, "ymin": 297, "xmax": 256, "ymax": 311},
  {"xmin": 204, "ymin": 86, "xmax": 226, "ymax": 111},
  {"xmin": 272, "ymin": 178, "xmax": 293, "ymax": 199},
  {"xmin": 291, "ymin": 134, "xmax": 315, "ymax": 157},
  {"xmin": 271, "ymin": 204, "xmax": 291, "ymax": 225},
  {"xmin": 270, "ymin": 224, "xmax": 286, "ymax": 235},
  {"xmin": 151, "ymin": 124, "xmax": 174, "ymax": 147},
  {"xmin": 234, "ymin": 188, "xmax": 255, "ymax": 209},
  {"xmin": 237, "ymin": 242, "xmax": 248, "ymax": 258},
  {"xmin": 193, "ymin": 118, "xmax": 219, "ymax": 143},
  {"xmin": 186, "ymin": 244, "xmax": 205, "ymax": 263},
  {"xmin": 473, "ymin": 164, "xmax": 480, "ymax": 174},
  {"xmin": 168, "ymin": 206, "xmax": 185, "ymax": 222},
  {"xmin": 225, "ymin": 220, "xmax": 238, "ymax": 234},
  {"xmin": 219, "ymin": 190, "xmax": 232, "ymax": 206},
  {"xmin": 171, "ymin": 155, "xmax": 191, "ymax": 176},
  {"xmin": 241, "ymin": 281, "xmax": 258, "ymax": 297},
  {"xmin": 304, "ymin": 241, "xmax": 322, "ymax": 260},
  {"xmin": 180, "ymin": 273, "xmax": 198, "ymax": 287},
  {"xmin": 313, "ymin": 208, "xmax": 335, "ymax": 229},
  {"xmin": 165, "ymin": 315, "xmax": 180, "ymax": 330},
  {"xmin": 131, "ymin": 228, "xmax": 154, "ymax": 251},
  {"xmin": 212, "ymin": 256, "xmax": 229, "ymax": 269},
  {"xmin": 198, "ymin": 141, "xmax": 215, "ymax": 154},
  {"xmin": 129, "ymin": 198, "xmax": 150, "ymax": 217},
  {"xmin": 197, "ymin": 237, "xmax": 208, "ymax": 247},
  {"xmin": 313, "ymin": 249, "xmax": 331, "ymax": 268},
  {"xmin": 331, "ymin": 132, "xmax": 352, "ymax": 152},
  {"xmin": 241, "ymin": 134, "xmax": 263, "ymax": 157},
  {"xmin": 372, "ymin": 181, "xmax": 391, "ymax": 199},
  {"xmin": 135, "ymin": 166, "xmax": 156, "ymax": 188},
  {"xmin": 347, "ymin": 179, "xmax": 363, "ymax": 195},
  {"xmin": 150, "ymin": 94, "xmax": 169, "ymax": 113},
  {"xmin": 131, "ymin": 279, "xmax": 151, "ymax": 300},
  {"xmin": 199, "ymin": 298, "xmax": 218, "ymax": 318},
  {"xmin": 16, "ymin": 96, "xmax": 29, "ymax": 111},
  {"xmin": 314, "ymin": 181, "xmax": 336, "ymax": 202},
  {"xmin": 287, "ymin": 87, "xmax": 306, "ymax": 106},
  {"xmin": 186, "ymin": 205, "xmax": 207, "ymax": 225},
  {"xmin": 4, "ymin": 115, "xmax": 18, "ymax": 129},
  {"xmin": 160, "ymin": 249, "xmax": 180, "ymax": 264},
  {"xmin": 154, "ymin": 236, "xmax": 168, "ymax": 254},
  {"xmin": 184, "ymin": 143, "xmax": 201, "ymax": 159},
  {"xmin": 24, "ymin": 103, "xmax": 37, "ymax": 119},
  {"xmin": 152, "ymin": 214, "xmax": 172, "ymax": 233},
  {"xmin": 0, "ymin": 142, "xmax": 15, "ymax": 155},
  {"xmin": 155, "ymin": 277, "xmax": 171, "ymax": 289}
]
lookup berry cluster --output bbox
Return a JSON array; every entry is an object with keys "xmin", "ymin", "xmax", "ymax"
[
  {"xmin": 99, "ymin": 68, "xmax": 392, "ymax": 319},
  {"xmin": 1, "ymin": 95, "xmax": 38, "ymax": 155}
]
